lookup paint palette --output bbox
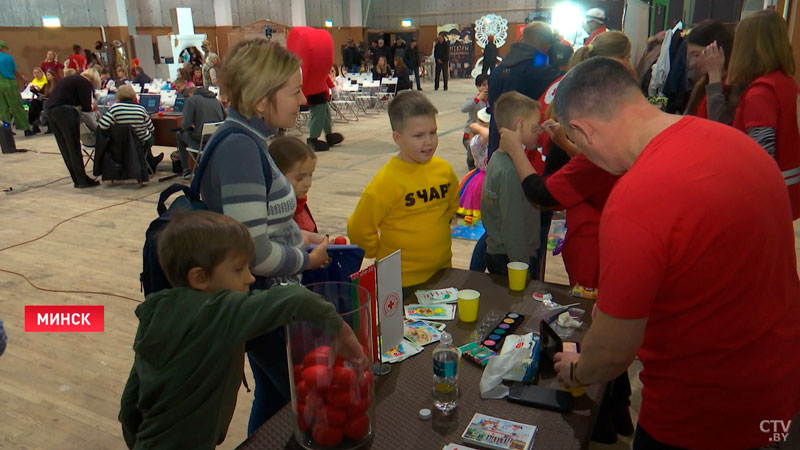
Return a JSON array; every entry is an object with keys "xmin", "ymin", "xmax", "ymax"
[{"xmin": 480, "ymin": 313, "xmax": 525, "ymax": 352}]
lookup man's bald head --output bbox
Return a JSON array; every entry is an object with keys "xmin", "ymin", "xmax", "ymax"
[
  {"xmin": 553, "ymin": 57, "xmax": 643, "ymax": 125},
  {"xmin": 521, "ymin": 22, "xmax": 555, "ymax": 51}
]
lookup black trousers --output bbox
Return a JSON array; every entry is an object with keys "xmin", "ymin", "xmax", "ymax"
[
  {"xmin": 435, "ymin": 62, "xmax": 448, "ymax": 90},
  {"xmin": 482, "ymin": 60, "xmax": 496, "ymax": 76},
  {"xmin": 49, "ymin": 105, "xmax": 92, "ymax": 186},
  {"xmin": 28, "ymin": 99, "xmax": 44, "ymax": 128},
  {"xmin": 411, "ymin": 66, "xmax": 421, "ymax": 90}
]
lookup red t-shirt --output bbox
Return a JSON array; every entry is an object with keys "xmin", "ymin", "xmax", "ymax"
[
  {"xmin": 66, "ymin": 54, "xmax": 87, "ymax": 72},
  {"xmin": 545, "ymin": 154, "xmax": 619, "ymax": 288},
  {"xmin": 40, "ymin": 61, "xmax": 64, "ymax": 79},
  {"xmin": 536, "ymin": 76, "xmax": 565, "ymax": 156},
  {"xmin": 598, "ymin": 116, "xmax": 800, "ymax": 448}
]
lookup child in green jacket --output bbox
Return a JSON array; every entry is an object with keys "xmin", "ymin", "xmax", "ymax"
[{"xmin": 119, "ymin": 210, "xmax": 366, "ymax": 449}]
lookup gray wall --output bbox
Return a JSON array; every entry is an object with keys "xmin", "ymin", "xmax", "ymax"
[
  {"xmin": 3, "ymin": 0, "xmax": 107, "ymax": 27},
  {"xmin": 130, "ymin": 0, "xmax": 215, "ymax": 27},
  {"xmin": 367, "ymin": 0, "xmax": 535, "ymax": 30},
  {"xmin": 229, "ymin": 0, "xmax": 292, "ymax": 28},
  {"xmin": 306, "ymin": 0, "xmax": 345, "ymax": 28}
]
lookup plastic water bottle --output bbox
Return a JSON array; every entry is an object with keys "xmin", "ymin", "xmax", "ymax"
[{"xmin": 433, "ymin": 331, "xmax": 459, "ymax": 412}]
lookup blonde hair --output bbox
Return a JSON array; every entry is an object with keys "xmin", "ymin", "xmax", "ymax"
[
  {"xmin": 64, "ymin": 68, "xmax": 76, "ymax": 77},
  {"xmin": 568, "ymin": 31, "xmax": 631, "ymax": 68},
  {"xmin": 80, "ymin": 69, "xmax": 100, "ymax": 89},
  {"xmin": 494, "ymin": 91, "xmax": 541, "ymax": 130},
  {"xmin": 727, "ymin": 10, "xmax": 795, "ymax": 86},
  {"xmin": 116, "ymin": 84, "xmax": 136, "ymax": 101},
  {"xmin": 221, "ymin": 39, "xmax": 300, "ymax": 118}
]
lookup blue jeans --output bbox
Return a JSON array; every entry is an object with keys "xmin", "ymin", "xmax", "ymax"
[
  {"xmin": 350, "ymin": 64, "xmax": 361, "ymax": 74},
  {"xmin": 469, "ymin": 232, "xmax": 488, "ymax": 272}
]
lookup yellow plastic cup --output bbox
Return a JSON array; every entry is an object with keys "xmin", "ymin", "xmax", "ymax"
[
  {"xmin": 507, "ymin": 262, "xmax": 529, "ymax": 291},
  {"xmin": 563, "ymin": 385, "xmax": 587, "ymax": 397},
  {"xmin": 457, "ymin": 289, "xmax": 480, "ymax": 322}
]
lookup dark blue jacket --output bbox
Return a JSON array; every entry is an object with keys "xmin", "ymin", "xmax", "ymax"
[{"xmin": 487, "ymin": 42, "xmax": 562, "ymax": 159}]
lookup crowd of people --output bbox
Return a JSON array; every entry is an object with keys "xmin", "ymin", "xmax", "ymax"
[{"xmin": 1, "ymin": 9, "xmax": 799, "ymax": 450}]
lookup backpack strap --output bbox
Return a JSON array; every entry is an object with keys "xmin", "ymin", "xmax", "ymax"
[
  {"xmin": 188, "ymin": 120, "xmax": 273, "ymax": 201},
  {"xmin": 156, "ymin": 183, "xmax": 192, "ymax": 215}
]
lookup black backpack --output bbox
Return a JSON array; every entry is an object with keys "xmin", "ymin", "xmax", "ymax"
[{"xmin": 140, "ymin": 122, "xmax": 273, "ymax": 296}]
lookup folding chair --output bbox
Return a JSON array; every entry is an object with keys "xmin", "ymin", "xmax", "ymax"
[
  {"xmin": 377, "ymin": 78, "xmax": 398, "ymax": 110},
  {"xmin": 185, "ymin": 121, "xmax": 224, "ymax": 174},
  {"xmin": 81, "ymin": 143, "xmax": 95, "ymax": 170}
]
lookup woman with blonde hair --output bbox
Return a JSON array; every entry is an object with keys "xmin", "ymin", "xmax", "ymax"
[
  {"xmin": 728, "ymin": 9, "xmax": 799, "ymax": 219},
  {"xmin": 40, "ymin": 50, "xmax": 64, "ymax": 79},
  {"xmin": 198, "ymin": 39, "xmax": 332, "ymax": 434}
]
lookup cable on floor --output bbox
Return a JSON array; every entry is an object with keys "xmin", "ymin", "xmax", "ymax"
[{"xmin": 0, "ymin": 189, "xmax": 160, "ymax": 303}]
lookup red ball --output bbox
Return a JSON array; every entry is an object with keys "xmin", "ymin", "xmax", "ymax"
[
  {"xmin": 304, "ymin": 389, "xmax": 324, "ymax": 416},
  {"xmin": 302, "ymin": 365, "xmax": 333, "ymax": 390},
  {"xmin": 332, "ymin": 366, "xmax": 357, "ymax": 388},
  {"xmin": 313, "ymin": 423, "xmax": 344, "ymax": 447},
  {"xmin": 297, "ymin": 404, "xmax": 313, "ymax": 432},
  {"xmin": 303, "ymin": 346, "xmax": 332, "ymax": 368},
  {"xmin": 346, "ymin": 398, "xmax": 370, "ymax": 417},
  {"xmin": 333, "ymin": 236, "xmax": 348, "ymax": 245},
  {"xmin": 316, "ymin": 404, "xmax": 347, "ymax": 427},
  {"xmin": 324, "ymin": 386, "xmax": 354, "ymax": 408},
  {"xmin": 296, "ymin": 380, "xmax": 310, "ymax": 401},
  {"xmin": 344, "ymin": 414, "xmax": 370, "ymax": 440},
  {"xmin": 360, "ymin": 370, "xmax": 374, "ymax": 398}
]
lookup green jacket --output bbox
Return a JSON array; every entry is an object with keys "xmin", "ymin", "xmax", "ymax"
[{"xmin": 119, "ymin": 285, "xmax": 341, "ymax": 449}]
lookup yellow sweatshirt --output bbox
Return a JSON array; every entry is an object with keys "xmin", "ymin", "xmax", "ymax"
[{"xmin": 348, "ymin": 156, "xmax": 459, "ymax": 286}]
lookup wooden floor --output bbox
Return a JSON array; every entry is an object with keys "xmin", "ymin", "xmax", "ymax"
[{"xmin": 1, "ymin": 78, "xmax": 798, "ymax": 450}]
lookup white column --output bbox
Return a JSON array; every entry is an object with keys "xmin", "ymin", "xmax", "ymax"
[
  {"xmin": 348, "ymin": 0, "xmax": 363, "ymax": 27},
  {"xmin": 213, "ymin": 0, "xmax": 234, "ymax": 26},
  {"xmin": 291, "ymin": 0, "xmax": 307, "ymax": 26},
  {"xmin": 106, "ymin": 0, "xmax": 135, "ymax": 35}
]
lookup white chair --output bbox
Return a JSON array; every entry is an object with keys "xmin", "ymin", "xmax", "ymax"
[
  {"xmin": 377, "ymin": 78, "xmax": 398, "ymax": 110},
  {"xmin": 185, "ymin": 121, "xmax": 224, "ymax": 174}
]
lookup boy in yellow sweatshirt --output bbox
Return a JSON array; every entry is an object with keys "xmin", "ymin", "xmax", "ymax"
[{"xmin": 348, "ymin": 91, "xmax": 459, "ymax": 297}]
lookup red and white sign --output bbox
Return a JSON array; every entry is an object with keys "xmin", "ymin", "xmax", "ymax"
[{"xmin": 25, "ymin": 305, "xmax": 104, "ymax": 332}]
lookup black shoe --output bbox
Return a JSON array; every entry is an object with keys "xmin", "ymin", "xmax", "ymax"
[
  {"xmin": 33, "ymin": 125, "xmax": 41, "ymax": 133},
  {"xmin": 307, "ymin": 138, "xmax": 330, "ymax": 152},
  {"xmin": 148, "ymin": 153, "xmax": 165, "ymax": 172},
  {"xmin": 24, "ymin": 129, "xmax": 36, "ymax": 137},
  {"xmin": 326, "ymin": 133, "xmax": 344, "ymax": 147},
  {"xmin": 76, "ymin": 179, "xmax": 100, "ymax": 188}
]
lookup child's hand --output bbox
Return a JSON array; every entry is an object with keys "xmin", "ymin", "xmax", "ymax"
[
  {"xmin": 302, "ymin": 230, "xmax": 325, "ymax": 247},
  {"xmin": 499, "ymin": 118, "xmax": 524, "ymax": 155},
  {"xmin": 308, "ymin": 236, "xmax": 332, "ymax": 270},
  {"xmin": 335, "ymin": 323, "xmax": 370, "ymax": 371}
]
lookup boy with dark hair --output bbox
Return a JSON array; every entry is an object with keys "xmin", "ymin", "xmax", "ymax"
[
  {"xmin": 483, "ymin": 91, "xmax": 543, "ymax": 279},
  {"xmin": 348, "ymin": 91, "xmax": 459, "ymax": 297},
  {"xmin": 119, "ymin": 210, "xmax": 366, "ymax": 450},
  {"xmin": 460, "ymin": 74, "xmax": 489, "ymax": 170}
]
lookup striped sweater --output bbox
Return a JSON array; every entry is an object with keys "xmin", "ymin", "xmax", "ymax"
[
  {"xmin": 97, "ymin": 101, "xmax": 155, "ymax": 143},
  {"xmin": 200, "ymin": 109, "xmax": 308, "ymax": 285}
]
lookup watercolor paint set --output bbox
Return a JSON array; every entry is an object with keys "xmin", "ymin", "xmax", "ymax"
[{"xmin": 479, "ymin": 313, "xmax": 525, "ymax": 352}]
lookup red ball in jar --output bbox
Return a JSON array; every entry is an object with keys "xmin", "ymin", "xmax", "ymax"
[
  {"xmin": 343, "ymin": 414, "xmax": 370, "ymax": 440},
  {"xmin": 313, "ymin": 422, "xmax": 344, "ymax": 447}
]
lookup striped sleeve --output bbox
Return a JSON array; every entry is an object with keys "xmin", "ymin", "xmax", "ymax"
[
  {"xmin": 215, "ymin": 134, "xmax": 309, "ymax": 278},
  {"xmin": 747, "ymin": 126, "xmax": 776, "ymax": 159}
]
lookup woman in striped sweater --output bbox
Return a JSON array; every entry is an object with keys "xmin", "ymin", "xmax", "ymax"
[
  {"xmin": 200, "ymin": 39, "xmax": 332, "ymax": 435},
  {"xmin": 97, "ymin": 84, "xmax": 163, "ymax": 171}
]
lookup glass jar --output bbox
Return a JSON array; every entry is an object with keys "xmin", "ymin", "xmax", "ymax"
[{"xmin": 287, "ymin": 282, "xmax": 375, "ymax": 450}]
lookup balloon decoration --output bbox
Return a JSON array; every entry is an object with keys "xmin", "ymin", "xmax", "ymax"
[
  {"xmin": 472, "ymin": 14, "xmax": 508, "ymax": 78},
  {"xmin": 286, "ymin": 27, "xmax": 334, "ymax": 98}
]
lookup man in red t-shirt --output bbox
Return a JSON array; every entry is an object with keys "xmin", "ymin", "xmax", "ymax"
[
  {"xmin": 550, "ymin": 57, "xmax": 800, "ymax": 449},
  {"xmin": 66, "ymin": 44, "xmax": 87, "ymax": 72}
]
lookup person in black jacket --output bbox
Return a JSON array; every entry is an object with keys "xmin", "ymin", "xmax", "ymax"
[
  {"xmin": 487, "ymin": 22, "xmax": 561, "ymax": 158},
  {"xmin": 404, "ymin": 39, "xmax": 422, "ymax": 90},
  {"xmin": 434, "ymin": 33, "xmax": 450, "ymax": 91},
  {"xmin": 344, "ymin": 40, "xmax": 363, "ymax": 74},
  {"xmin": 482, "ymin": 35, "xmax": 498, "ymax": 76},
  {"xmin": 46, "ymin": 71, "xmax": 101, "ymax": 188}
]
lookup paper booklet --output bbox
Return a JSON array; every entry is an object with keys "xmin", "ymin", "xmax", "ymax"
[{"xmin": 461, "ymin": 413, "xmax": 537, "ymax": 450}]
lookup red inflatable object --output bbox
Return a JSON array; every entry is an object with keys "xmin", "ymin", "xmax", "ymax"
[
  {"xmin": 286, "ymin": 27, "xmax": 334, "ymax": 98},
  {"xmin": 333, "ymin": 236, "xmax": 348, "ymax": 245}
]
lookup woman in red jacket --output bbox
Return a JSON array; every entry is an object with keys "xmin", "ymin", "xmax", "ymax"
[{"xmin": 728, "ymin": 10, "xmax": 799, "ymax": 220}]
